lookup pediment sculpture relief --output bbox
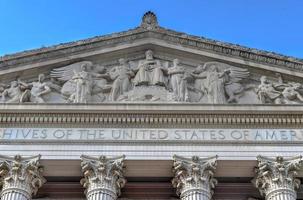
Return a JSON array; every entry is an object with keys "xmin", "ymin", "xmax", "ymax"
[
  {"xmin": 51, "ymin": 61, "xmax": 110, "ymax": 103},
  {"xmin": 1, "ymin": 74, "xmax": 51, "ymax": 103},
  {"xmin": 191, "ymin": 62, "xmax": 250, "ymax": 104},
  {"xmin": 1, "ymin": 50, "xmax": 303, "ymax": 104},
  {"xmin": 257, "ymin": 75, "xmax": 303, "ymax": 104}
]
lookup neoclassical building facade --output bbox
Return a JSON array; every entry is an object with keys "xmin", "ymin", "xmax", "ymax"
[{"xmin": 0, "ymin": 12, "xmax": 302, "ymax": 200}]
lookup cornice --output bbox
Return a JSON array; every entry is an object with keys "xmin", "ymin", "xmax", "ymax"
[
  {"xmin": 0, "ymin": 104, "xmax": 302, "ymax": 128},
  {"xmin": 0, "ymin": 25, "xmax": 302, "ymax": 73}
]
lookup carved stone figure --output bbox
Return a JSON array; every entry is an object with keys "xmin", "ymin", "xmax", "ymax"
[
  {"xmin": 253, "ymin": 155, "xmax": 303, "ymax": 200},
  {"xmin": 172, "ymin": 155, "xmax": 218, "ymax": 200},
  {"xmin": 192, "ymin": 64, "xmax": 208, "ymax": 101},
  {"xmin": 25, "ymin": 74, "xmax": 51, "ymax": 103},
  {"xmin": 0, "ymin": 155, "xmax": 46, "ymax": 200},
  {"xmin": 257, "ymin": 76, "xmax": 282, "ymax": 104},
  {"xmin": 80, "ymin": 155, "xmax": 126, "ymax": 200},
  {"xmin": 70, "ymin": 64, "xmax": 93, "ymax": 103},
  {"xmin": 192, "ymin": 62, "xmax": 249, "ymax": 104},
  {"xmin": 256, "ymin": 75, "xmax": 303, "ymax": 104},
  {"xmin": 281, "ymin": 82, "xmax": 303, "ymax": 104},
  {"xmin": 5, "ymin": 58, "xmax": 303, "ymax": 105},
  {"xmin": 168, "ymin": 59, "xmax": 189, "ymax": 102},
  {"xmin": 133, "ymin": 50, "xmax": 167, "ymax": 87},
  {"xmin": 0, "ymin": 83, "xmax": 6, "ymax": 93},
  {"xmin": 109, "ymin": 58, "xmax": 134, "ymax": 101},
  {"xmin": 1, "ymin": 80, "xmax": 27, "ymax": 103},
  {"xmin": 51, "ymin": 61, "xmax": 109, "ymax": 103},
  {"xmin": 203, "ymin": 64, "xmax": 230, "ymax": 104},
  {"xmin": 2, "ymin": 74, "xmax": 51, "ymax": 103},
  {"xmin": 192, "ymin": 64, "xmax": 226, "ymax": 104},
  {"xmin": 47, "ymin": 77, "xmax": 62, "ymax": 93}
]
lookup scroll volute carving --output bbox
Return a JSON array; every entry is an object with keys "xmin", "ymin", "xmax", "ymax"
[
  {"xmin": 253, "ymin": 155, "xmax": 303, "ymax": 197},
  {"xmin": 80, "ymin": 155, "xmax": 126, "ymax": 196},
  {"xmin": 172, "ymin": 155, "xmax": 218, "ymax": 196},
  {"xmin": 0, "ymin": 155, "xmax": 46, "ymax": 196}
]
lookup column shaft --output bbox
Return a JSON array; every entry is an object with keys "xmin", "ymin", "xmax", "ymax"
[
  {"xmin": 181, "ymin": 190, "xmax": 210, "ymax": 200},
  {"xmin": 1, "ymin": 192, "xmax": 29, "ymax": 200},
  {"xmin": 267, "ymin": 189, "xmax": 296, "ymax": 200},
  {"xmin": 87, "ymin": 191, "xmax": 115, "ymax": 200}
]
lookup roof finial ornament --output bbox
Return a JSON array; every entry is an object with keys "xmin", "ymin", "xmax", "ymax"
[{"xmin": 141, "ymin": 11, "xmax": 158, "ymax": 30}]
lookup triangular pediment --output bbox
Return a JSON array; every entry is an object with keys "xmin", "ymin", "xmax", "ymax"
[{"xmin": 0, "ymin": 12, "xmax": 303, "ymax": 105}]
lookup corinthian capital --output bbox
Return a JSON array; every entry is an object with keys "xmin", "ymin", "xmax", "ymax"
[
  {"xmin": 172, "ymin": 155, "xmax": 218, "ymax": 200},
  {"xmin": 80, "ymin": 155, "xmax": 126, "ymax": 200},
  {"xmin": 253, "ymin": 155, "xmax": 303, "ymax": 200},
  {"xmin": 0, "ymin": 155, "xmax": 46, "ymax": 200}
]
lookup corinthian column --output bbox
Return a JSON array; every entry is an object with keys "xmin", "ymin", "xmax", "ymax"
[
  {"xmin": 253, "ymin": 155, "xmax": 303, "ymax": 200},
  {"xmin": 80, "ymin": 155, "xmax": 126, "ymax": 200},
  {"xmin": 0, "ymin": 155, "xmax": 46, "ymax": 200},
  {"xmin": 172, "ymin": 155, "xmax": 218, "ymax": 200}
]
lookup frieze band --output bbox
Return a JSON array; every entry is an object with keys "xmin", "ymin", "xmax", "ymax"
[{"xmin": 1, "ymin": 128, "xmax": 303, "ymax": 143}]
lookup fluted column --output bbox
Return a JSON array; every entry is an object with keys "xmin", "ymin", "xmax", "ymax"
[
  {"xmin": 0, "ymin": 155, "xmax": 46, "ymax": 200},
  {"xmin": 172, "ymin": 155, "xmax": 218, "ymax": 200},
  {"xmin": 80, "ymin": 155, "xmax": 126, "ymax": 200},
  {"xmin": 253, "ymin": 155, "xmax": 303, "ymax": 200}
]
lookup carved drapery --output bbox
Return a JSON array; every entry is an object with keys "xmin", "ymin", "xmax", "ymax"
[
  {"xmin": 2, "ymin": 50, "xmax": 303, "ymax": 105},
  {"xmin": 80, "ymin": 155, "xmax": 126, "ymax": 200},
  {"xmin": 0, "ymin": 155, "xmax": 46, "ymax": 200},
  {"xmin": 172, "ymin": 155, "xmax": 218, "ymax": 200},
  {"xmin": 253, "ymin": 155, "xmax": 303, "ymax": 200}
]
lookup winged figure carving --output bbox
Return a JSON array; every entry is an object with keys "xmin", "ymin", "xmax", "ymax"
[
  {"xmin": 50, "ymin": 61, "xmax": 110, "ymax": 103},
  {"xmin": 192, "ymin": 61, "xmax": 250, "ymax": 103}
]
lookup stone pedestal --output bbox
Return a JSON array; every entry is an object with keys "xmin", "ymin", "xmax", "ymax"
[
  {"xmin": 80, "ymin": 155, "xmax": 126, "ymax": 200},
  {"xmin": 0, "ymin": 155, "xmax": 46, "ymax": 200},
  {"xmin": 172, "ymin": 155, "xmax": 218, "ymax": 200},
  {"xmin": 253, "ymin": 155, "xmax": 303, "ymax": 200}
]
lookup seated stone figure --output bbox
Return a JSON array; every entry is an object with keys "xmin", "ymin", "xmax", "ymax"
[
  {"xmin": 133, "ymin": 50, "xmax": 167, "ymax": 87},
  {"xmin": 2, "ymin": 74, "xmax": 52, "ymax": 103},
  {"xmin": 1, "ymin": 81, "xmax": 24, "ymax": 103}
]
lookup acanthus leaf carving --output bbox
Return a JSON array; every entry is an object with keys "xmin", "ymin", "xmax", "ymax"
[
  {"xmin": 172, "ymin": 155, "xmax": 218, "ymax": 200},
  {"xmin": 252, "ymin": 155, "xmax": 303, "ymax": 200},
  {"xmin": 80, "ymin": 155, "xmax": 126, "ymax": 200},
  {"xmin": 0, "ymin": 154, "xmax": 46, "ymax": 200}
]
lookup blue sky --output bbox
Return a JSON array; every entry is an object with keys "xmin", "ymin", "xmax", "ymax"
[{"xmin": 0, "ymin": 0, "xmax": 302, "ymax": 58}]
